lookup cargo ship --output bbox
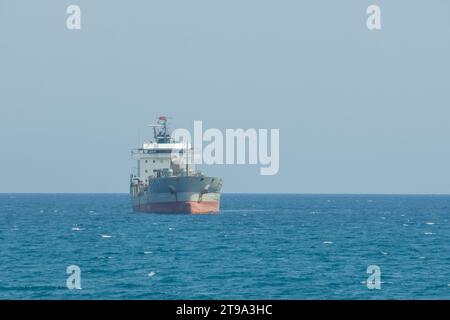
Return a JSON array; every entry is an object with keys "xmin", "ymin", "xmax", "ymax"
[{"xmin": 130, "ymin": 116, "xmax": 222, "ymax": 214}]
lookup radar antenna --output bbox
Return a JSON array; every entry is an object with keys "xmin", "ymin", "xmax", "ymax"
[{"xmin": 147, "ymin": 115, "xmax": 172, "ymax": 143}]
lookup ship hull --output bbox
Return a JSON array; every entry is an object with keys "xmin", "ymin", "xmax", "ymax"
[
  {"xmin": 131, "ymin": 176, "xmax": 222, "ymax": 214},
  {"xmin": 133, "ymin": 200, "xmax": 220, "ymax": 214}
]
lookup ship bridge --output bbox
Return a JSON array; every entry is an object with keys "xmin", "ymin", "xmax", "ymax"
[{"xmin": 131, "ymin": 116, "xmax": 195, "ymax": 184}]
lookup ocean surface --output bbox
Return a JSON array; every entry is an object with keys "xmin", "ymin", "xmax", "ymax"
[{"xmin": 0, "ymin": 193, "xmax": 449, "ymax": 300}]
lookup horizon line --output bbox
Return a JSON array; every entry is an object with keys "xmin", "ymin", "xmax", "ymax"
[{"xmin": 1, "ymin": 192, "xmax": 450, "ymax": 196}]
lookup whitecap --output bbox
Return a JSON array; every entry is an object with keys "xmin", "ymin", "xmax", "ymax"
[
  {"xmin": 148, "ymin": 271, "xmax": 156, "ymax": 277},
  {"xmin": 381, "ymin": 251, "xmax": 388, "ymax": 255},
  {"xmin": 144, "ymin": 251, "xmax": 152, "ymax": 254},
  {"xmin": 424, "ymin": 232, "xmax": 434, "ymax": 235},
  {"xmin": 223, "ymin": 209, "xmax": 265, "ymax": 213},
  {"xmin": 323, "ymin": 241, "xmax": 333, "ymax": 244},
  {"xmin": 72, "ymin": 227, "xmax": 83, "ymax": 231},
  {"xmin": 168, "ymin": 227, "xmax": 174, "ymax": 231},
  {"xmin": 425, "ymin": 222, "xmax": 435, "ymax": 225},
  {"xmin": 101, "ymin": 234, "xmax": 112, "ymax": 238}
]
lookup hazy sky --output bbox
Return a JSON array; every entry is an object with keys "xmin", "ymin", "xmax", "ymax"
[{"xmin": 1, "ymin": 1, "xmax": 450, "ymax": 193}]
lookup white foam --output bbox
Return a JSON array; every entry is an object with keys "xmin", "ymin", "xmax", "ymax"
[
  {"xmin": 425, "ymin": 222, "xmax": 435, "ymax": 225},
  {"xmin": 323, "ymin": 241, "xmax": 333, "ymax": 244},
  {"xmin": 101, "ymin": 234, "xmax": 112, "ymax": 238},
  {"xmin": 223, "ymin": 209, "xmax": 265, "ymax": 212},
  {"xmin": 72, "ymin": 227, "xmax": 83, "ymax": 231},
  {"xmin": 424, "ymin": 232, "xmax": 434, "ymax": 235},
  {"xmin": 381, "ymin": 251, "xmax": 388, "ymax": 255},
  {"xmin": 144, "ymin": 251, "xmax": 152, "ymax": 254},
  {"xmin": 169, "ymin": 227, "xmax": 175, "ymax": 231},
  {"xmin": 148, "ymin": 271, "xmax": 156, "ymax": 277}
]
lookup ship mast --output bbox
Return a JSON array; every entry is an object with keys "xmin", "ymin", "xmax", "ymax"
[
  {"xmin": 148, "ymin": 116, "xmax": 171, "ymax": 144},
  {"xmin": 186, "ymin": 139, "xmax": 189, "ymax": 176}
]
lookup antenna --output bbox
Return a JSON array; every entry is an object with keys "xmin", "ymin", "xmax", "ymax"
[{"xmin": 138, "ymin": 127, "xmax": 141, "ymax": 147}]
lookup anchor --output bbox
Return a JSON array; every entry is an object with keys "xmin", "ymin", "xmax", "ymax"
[
  {"xmin": 198, "ymin": 184, "xmax": 210, "ymax": 203},
  {"xmin": 168, "ymin": 185, "xmax": 177, "ymax": 202}
]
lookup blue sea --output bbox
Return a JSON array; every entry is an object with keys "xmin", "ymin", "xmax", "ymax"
[{"xmin": 0, "ymin": 194, "xmax": 449, "ymax": 300}]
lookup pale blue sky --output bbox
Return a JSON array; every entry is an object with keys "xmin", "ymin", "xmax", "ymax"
[{"xmin": 1, "ymin": 1, "xmax": 450, "ymax": 193}]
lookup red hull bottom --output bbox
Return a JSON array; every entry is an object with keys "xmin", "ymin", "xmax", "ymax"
[{"xmin": 133, "ymin": 201, "xmax": 220, "ymax": 214}]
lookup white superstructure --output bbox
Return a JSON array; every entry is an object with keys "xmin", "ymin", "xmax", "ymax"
[{"xmin": 130, "ymin": 116, "xmax": 195, "ymax": 184}]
